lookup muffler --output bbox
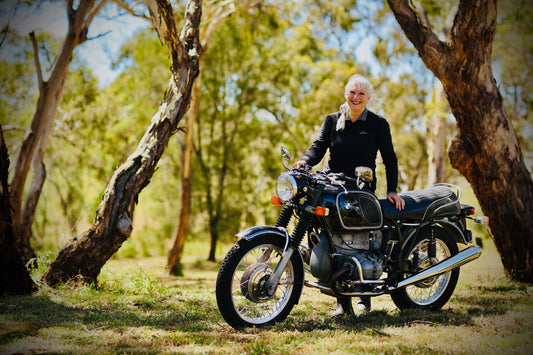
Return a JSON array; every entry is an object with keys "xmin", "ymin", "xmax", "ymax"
[{"xmin": 389, "ymin": 245, "xmax": 481, "ymax": 291}]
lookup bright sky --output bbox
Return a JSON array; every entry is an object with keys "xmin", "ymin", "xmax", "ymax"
[{"xmin": 0, "ymin": 1, "xmax": 149, "ymax": 87}]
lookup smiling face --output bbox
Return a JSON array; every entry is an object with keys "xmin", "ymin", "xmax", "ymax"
[{"xmin": 345, "ymin": 80, "xmax": 371, "ymax": 116}]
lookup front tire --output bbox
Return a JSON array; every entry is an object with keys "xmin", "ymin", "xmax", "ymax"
[
  {"xmin": 216, "ymin": 235, "xmax": 304, "ymax": 329},
  {"xmin": 390, "ymin": 227, "xmax": 459, "ymax": 311}
]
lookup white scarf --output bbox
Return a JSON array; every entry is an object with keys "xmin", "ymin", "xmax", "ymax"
[{"xmin": 336, "ymin": 103, "xmax": 349, "ymax": 131}]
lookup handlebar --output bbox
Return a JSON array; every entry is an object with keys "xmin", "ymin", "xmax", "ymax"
[{"xmin": 289, "ymin": 169, "xmax": 361, "ymax": 190}]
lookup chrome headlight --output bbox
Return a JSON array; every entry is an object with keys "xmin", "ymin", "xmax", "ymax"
[{"xmin": 276, "ymin": 173, "xmax": 298, "ymax": 202}]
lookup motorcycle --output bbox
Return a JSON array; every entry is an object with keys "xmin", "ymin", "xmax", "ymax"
[{"xmin": 216, "ymin": 147, "xmax": 488, "ymax": 329}]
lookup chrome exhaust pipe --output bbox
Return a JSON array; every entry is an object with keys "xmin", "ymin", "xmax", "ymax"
[{"xmin": 389, "ymin": 245, "xmax": 481, "ymax": 291}]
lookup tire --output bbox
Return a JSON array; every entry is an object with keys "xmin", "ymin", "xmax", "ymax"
[
  {"xmin": 390, "ymin": 227, "xmax": 459, "ymax": 311},
  {"xmin": 216, "ymin": 234, "xmax": 304, "ymax": 329}
]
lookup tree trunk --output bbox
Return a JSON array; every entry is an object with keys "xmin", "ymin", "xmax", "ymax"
[
  {"xmin": 42, "ymin": 0, "xmax": 202, "ymax": 287},
  {"xmin": 208, "ymin": 218, "xmax": 219, "ymax": 262},
  {"xmin": 166, "ymin": 0, "xmax": 261, "ymax": 275},
  {"xmin": 0, "ymin": 125, "xmax": 36, "ymax": 296},
  {"xmin": 426, "ymin": 79, "xmax": 447, "ymax": 185},
  {"xmin": 10, "ymin": 0, "xmax": 108, "ymax": 262},
  {"xmin": 167, "ymin": 78, "xmax": 201, "ymax": 276},
  {"xmin": 387, "ymin": 0, "xmax": 533, "ymax": 281}
]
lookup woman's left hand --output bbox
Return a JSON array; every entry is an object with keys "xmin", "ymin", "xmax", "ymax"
[{"xmin": 387, "ymin": 192, "xmax": 405, "ymax": 210}]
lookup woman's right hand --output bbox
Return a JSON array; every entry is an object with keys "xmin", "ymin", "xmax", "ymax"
[{"xmin": 292, "ymin": 160, "xmax": 307, "ymax": 169}]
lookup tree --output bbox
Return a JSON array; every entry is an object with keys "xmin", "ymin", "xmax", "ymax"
[
  {"xmin": 426, "ymin": 79, "xmax": 448, "ymax": 185},
  {"xmin": 8, "ymin": 0, "xmax": 109, "ymax": 262},
  {"xmin": 387, "ymin": 0, "xmax": 533, "ymax": 282},
  {"xmin": 42, "ymin": 0, "xmax": 202, "ymax": 286},
  {"xmin": 167, "ymin": 0, "xmax": 262, "ymax": 275},
  {"xmin": 0, "ymin": 125, "xmax": 36, "ymax": 296}
]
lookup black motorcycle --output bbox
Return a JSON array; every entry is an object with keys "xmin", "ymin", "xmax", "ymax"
[{"xmin": 216, "ymin": 147, "xmax": 488, "ymax": 329}]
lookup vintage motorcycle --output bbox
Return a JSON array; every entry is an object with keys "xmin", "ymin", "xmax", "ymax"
[{"xmin": 216, "ymin": 147, "xmax": 488, "ymax": 329}]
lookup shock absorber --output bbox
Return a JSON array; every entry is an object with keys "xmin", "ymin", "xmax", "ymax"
[
  {"xmin": 428, "ymin": 228, "xmax": 437, "ymax": 263},
  {"xmin": 275, "ymin": 204, "xmax": 294, "ymax": 228},
  {"xmin": 288, "ymin": 209, "xmax": 313, "ymax": 249}
]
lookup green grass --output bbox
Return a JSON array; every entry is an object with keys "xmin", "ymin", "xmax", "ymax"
[{"xmin": 1, "ymin": 239, "xmax": 532, "ymax": 354}]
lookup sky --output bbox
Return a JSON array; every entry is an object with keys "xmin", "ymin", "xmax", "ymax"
[{"xmin": 0, "ymin": 0, "xmax": 149, "ymax": 87}]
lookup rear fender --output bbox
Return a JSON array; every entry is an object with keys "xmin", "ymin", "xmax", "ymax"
[
  {"xmin": 402, "ymin": 221, "xmax": 469, "ymax": 250},
  {"xmin": 436, "ymin": 220, "xmax": 470, "ymax": 245}
]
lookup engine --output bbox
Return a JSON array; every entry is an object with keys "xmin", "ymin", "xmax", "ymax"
[
  {"xmin": 331, "ymin": 231, "xmax": 383, "ymax": 280},
  {"xmin": 309, "ymin": 230, "xmax": 384, "ymax": 282}
]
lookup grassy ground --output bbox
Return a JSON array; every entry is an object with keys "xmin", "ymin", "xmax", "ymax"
[{"xmin": 1, "ymin": 238, "xmax": 532, "ymax": 354}]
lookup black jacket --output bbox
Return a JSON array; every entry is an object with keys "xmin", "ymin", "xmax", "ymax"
[{"xmin": 301, "ymin": 109, "xmax": 399, "ymax": 193}]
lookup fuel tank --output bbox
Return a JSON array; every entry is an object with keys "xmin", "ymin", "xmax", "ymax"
[{"xmin": 322, "ymin": 190, "xmax": 383, "ymax": 231}]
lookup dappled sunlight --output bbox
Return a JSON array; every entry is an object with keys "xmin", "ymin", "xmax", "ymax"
[{"xmin": 2, "ymin": 237, "xmax": 532, "ymax": 354}]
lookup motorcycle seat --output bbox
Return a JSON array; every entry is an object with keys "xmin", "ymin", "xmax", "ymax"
[{"xmin": 379, "ymin": 185, "xmax": 460, "ymax": 221}]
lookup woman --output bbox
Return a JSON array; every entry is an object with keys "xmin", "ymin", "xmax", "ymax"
[{"xmin": 293, "ymin": 74, "xmax": 405, "ymax": 315}]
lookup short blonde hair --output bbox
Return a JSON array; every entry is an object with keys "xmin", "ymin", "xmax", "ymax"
[{"xmin": 344, "ymin": 74, "xmax": 374, "ymax": 98}]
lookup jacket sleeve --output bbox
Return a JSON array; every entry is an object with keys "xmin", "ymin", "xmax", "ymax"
[
  {"xmin": 377, "ymin": 118, "xmax": 399, "ymax": 193},
  {"xmin": 301, "ymin": 115, "xmax": 334, "ymax": 167}
]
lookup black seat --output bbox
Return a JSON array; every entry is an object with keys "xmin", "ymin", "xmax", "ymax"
[{"xmin": 379, "ymin": 185, "xmax": 460, "ymax": 221}]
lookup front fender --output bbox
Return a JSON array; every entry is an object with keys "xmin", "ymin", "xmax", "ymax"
[
  {"xmin": 235, "ymin": 225, "xmax": 305, "ymax": 304},
  {"xmin": 236, "ymin": 225, "xmax": 289, "ymax": 242}
]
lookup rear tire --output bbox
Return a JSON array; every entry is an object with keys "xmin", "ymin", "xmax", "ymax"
[
  {"xmin": 390, "ymin": 227, "xmax": 459, "ymax": 311},
  {"xmin": 216, "ymin": 235, "xmax": 304, "ymax": 329}
]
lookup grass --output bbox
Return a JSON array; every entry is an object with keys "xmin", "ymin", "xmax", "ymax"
[{"xmin": 1, "ymin": 239, "xmax": 532, "ymax": 354}]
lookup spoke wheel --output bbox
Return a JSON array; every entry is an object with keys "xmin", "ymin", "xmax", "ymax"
[
  {"xmin": 390, "ymin": 227, "xmax": 459, "ymax": 311},
  {"xmin": 216, "ymin": 234, "xmax": 304, "ymax": 329}
]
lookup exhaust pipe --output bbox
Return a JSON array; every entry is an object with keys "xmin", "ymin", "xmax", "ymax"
[{"xmin": 389, "ymin": 245, "xmax": 481, "ymax": 291}]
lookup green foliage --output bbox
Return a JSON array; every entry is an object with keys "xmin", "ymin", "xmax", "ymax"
[{"xmin": 2, "ymin": 0, "xmax": 528, "ymax": 260}]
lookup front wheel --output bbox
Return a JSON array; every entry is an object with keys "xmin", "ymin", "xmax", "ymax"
[
  {"xmin": 390, "ymin": 227, "xmax": 459, "ymax": 311},
  {"xmin": 216, "ymin": 235, "xmax": 304, "ymax": 329}
]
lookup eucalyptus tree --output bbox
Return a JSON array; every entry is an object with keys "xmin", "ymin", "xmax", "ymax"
[
  {"xmin": 43, "ymin": 0, "xmax": 202, "ymax": 286},
  {"xmin": 193, "ymin": 8, "xmax": 286, "ymax": 262},
  {"xmin": 4, "ymin": 0, "xmax": 109, "ymax": 262},
  {"xmin": 167, "ymin": 0, "xmax": 264, "ymax": 275},
  {"xmin": 37, "ymin": 66, "xmax": 101, "ymax": 241},
  {"xmin": 387, "ymin": 0, "xmax": 533, "ymax": 282}
]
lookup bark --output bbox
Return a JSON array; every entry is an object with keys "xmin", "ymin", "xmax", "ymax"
[
  {"xmin": 0, "ymin": 126, "xmax": 36, "ymax": 296},
  {"xmin": 387, "ymin": 0, "xmax": 533, "ymax": 281},
  {"xmin": 42, "ymin": 0, "xmax": 202, "ymax": 287},
  {"xmin": 10, "ymin": 0, "xmax": 108, "ymax": 262}
]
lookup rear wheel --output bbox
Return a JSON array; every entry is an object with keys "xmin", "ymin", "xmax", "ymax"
[
  {"xmin": 216, "ymin": 235, "xmax": 304, "ymax": 329},
  {"xmin": 390, "ymin": 227, "xmax": 459, "ymax": 311}
]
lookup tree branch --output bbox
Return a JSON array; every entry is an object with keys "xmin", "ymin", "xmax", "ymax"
[
  {"xmin": 449, "ymin": 0, "xmax": 496, "ymax": 66},
  {"xmin": 29, "ymin": 32, "xmax": 44, "ymax": 92},
  {"xmin": 386, "ymin": 0, "xmax": 451, "ymax": 78},
  {"xmin": 86, "ymin": 0, "xmax": 110, "ymax": 26},
  {"xmin": 112, "ymin": 0, "xmax": 151, "ymax": 22}
]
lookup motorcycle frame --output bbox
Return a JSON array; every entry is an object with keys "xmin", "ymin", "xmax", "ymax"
[{"xmin": 234, "ymin": 178, "xmax": 474, "ymax": 299}]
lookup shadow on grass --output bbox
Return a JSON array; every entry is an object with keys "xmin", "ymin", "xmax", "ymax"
[
  {"xmin": 0, "ymin": 277, "xmax": 528, "ymax": 347},
  {"xmin": 0, "ymin": 291, "xmax": 221, "ymax": 346},
  {"xmin": 267, "ymin": 287, "xmax": 523, "ymax": 333}
]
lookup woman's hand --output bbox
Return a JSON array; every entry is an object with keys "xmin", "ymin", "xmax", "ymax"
[
  {"xmin": 292, "ymin": 160, "xmax": 307, "ymax": 169},
  {"xmin": 387, "ymin": 192, "xmax": 405, "ymax": 210}
]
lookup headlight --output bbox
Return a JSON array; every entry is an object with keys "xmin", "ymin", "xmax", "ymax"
[{"xmin": 276, "ymin": 173, "xmax": 298, "ymax": 202}]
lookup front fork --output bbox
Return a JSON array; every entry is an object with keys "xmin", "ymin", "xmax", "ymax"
[{"xmin": 265, "ymin": 208, "xmax": 312, "ymax": 296}]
